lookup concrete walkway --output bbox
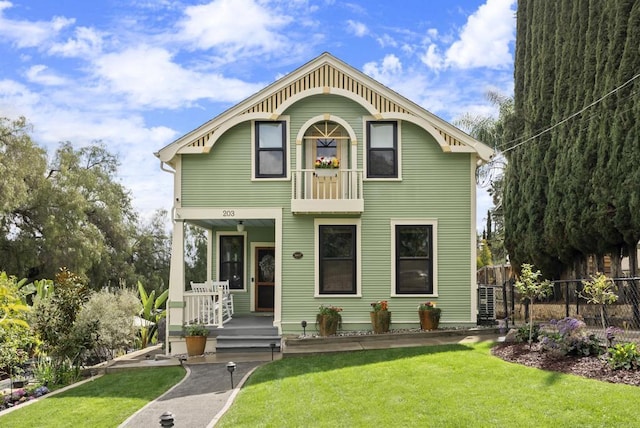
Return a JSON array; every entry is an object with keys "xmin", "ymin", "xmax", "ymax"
[{"xmin": 117, "ymin": 328, "xmax": 499, "ymax": 427}]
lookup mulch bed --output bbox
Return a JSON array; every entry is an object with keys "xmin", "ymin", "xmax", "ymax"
[{"xmin": 491, "ymin": 342, "xmax": 640, "ymax": 387}]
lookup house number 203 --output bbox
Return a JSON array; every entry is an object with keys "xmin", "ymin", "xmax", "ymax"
[{"xmin": 223, "ymin": 210, "xmax": 235, "ymax": 217}]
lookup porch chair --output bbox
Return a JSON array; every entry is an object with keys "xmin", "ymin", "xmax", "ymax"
[
  {"xmin": 189, "ymin": 281, "xmax": 216, "ymax": 325},
  {"xmin": 212, "ymin": 280, "xmax": 234, "ymax": 319}
]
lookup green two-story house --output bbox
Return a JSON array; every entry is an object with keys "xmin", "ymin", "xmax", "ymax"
[{"xmin": 155, "ymin": 52, "xmax": 493, "ymax": 354}]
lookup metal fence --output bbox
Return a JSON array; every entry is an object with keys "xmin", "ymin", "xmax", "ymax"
[{"xmin": 478, "ymin": 277, "xmax": 640, "ymax": 340}]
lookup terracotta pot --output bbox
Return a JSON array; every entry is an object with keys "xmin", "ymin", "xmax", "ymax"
[
  {"xmin": 419, "ymin": 310, "xmax": 440, "ymax": 330},
  {"xmin": 370, "ymin": 310, "xmax": 391, "ymax": 333},
  {"xmin": 317, "ymin": 314, "xmax": 340, "ymax": 336},
  {"xmin": 185, "ymin": 335, "xmax": 207, "ymax": 356}
]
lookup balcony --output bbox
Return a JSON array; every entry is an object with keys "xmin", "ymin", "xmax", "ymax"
[{"xmin": 291, "ymin": 169, "xmax": 364, "ymax": 214}]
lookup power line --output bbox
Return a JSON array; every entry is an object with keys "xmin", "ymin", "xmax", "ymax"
[{"xmin": 500, "ymin": 72, "xmax": 640, "ymax": 154}]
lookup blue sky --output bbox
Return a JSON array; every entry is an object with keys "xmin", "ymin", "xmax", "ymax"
[{"xmin": 0, "ymin": 0, "xmax": 516, "ymax": 228}]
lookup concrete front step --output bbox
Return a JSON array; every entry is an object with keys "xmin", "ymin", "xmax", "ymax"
[
  {"xmin": 216, "ymin": 335, "xmax": 282, "ymax": 353},
  {"xmin": 210, "ymin": 326, "xmax": 279, "ymax": 337}
]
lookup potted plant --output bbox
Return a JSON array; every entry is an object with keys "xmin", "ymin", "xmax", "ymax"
[
  {"xmin": 418, "ymin": 302, "xmax": 441, "ymax": 330},
  {"xmin": 314, "ymin": 156, "xmax": 339, "ymax": 177},
  {"xmin": 370, "ymin": 300, "xmax": 391, "ymax": 333},
  {"xmin": 184, "ymin": 324, "xmax": 209, "ymax": 356},
  {"xmin": 316, "ymin": 304, "xmax": 342, "ymax": 336}
]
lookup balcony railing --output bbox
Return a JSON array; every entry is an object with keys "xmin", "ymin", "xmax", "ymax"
[{"xmin": 291, "ymin": 169, "xmax": 364, "ymax": 214}]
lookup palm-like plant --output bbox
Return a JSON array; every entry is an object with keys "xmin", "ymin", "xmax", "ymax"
[{"xmin": 137, "ymin": 281, "xmax": 168, "ymax": 348}]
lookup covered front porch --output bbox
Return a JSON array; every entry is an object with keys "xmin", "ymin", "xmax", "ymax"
[{"xmin": 165, "ymin": 207, "xmax": 282, "ymax": 355}]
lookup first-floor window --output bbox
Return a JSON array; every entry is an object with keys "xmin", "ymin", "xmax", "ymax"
[
  {"xmin": 395, "ymin": 224, "xmax": 433, "ymax": 294},
  {"xmin": 219, "ymin": 235, "xmax": 244, "ymax": 290},
  {"xmin": 319, "ymin": 225, "xmax": 356, "ymax": 294}
]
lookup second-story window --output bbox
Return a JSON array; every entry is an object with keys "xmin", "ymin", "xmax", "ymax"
[
  {"xmin": 255, "ymin": 121, "xmax": 286, "ymax": 178},
  {"xmin": 367, "ymin": 121, "xmax": 397, "ymax": 178}
]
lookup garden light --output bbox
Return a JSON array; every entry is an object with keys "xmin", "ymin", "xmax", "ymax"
[{"xmin": 226, "ymin": 361, "xmax": 236, "ymax": 389}]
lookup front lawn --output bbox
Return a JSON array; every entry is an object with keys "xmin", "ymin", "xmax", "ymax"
[
  {"xmin": 0, "ymin": 366, "xmax": 185, "ymax": 428},
  {"xmin": 218, "ymin": 342, "xmax": 640, "ymax": 427}
]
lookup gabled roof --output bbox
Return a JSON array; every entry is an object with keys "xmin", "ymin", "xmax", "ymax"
[{"xmin": 155, "ymin": 52, "xmax": 494, "ymax": 165}]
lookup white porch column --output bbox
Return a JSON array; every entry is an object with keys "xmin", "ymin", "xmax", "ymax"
[
  {"xmin": 167, "ymin": 219, "xmax": 185, "ymax": 346},
  {"xmin": 207, "ymin": 228, "xmax": 214, "ymax": 280}
]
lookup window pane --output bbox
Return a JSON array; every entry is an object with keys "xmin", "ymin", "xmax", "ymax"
[
  {"xmin": 398, "ymin": 260, "xmax": 431, "ymax": 293},
  {"xmin": 396, "ymin": 225, "xmax": 432, "ymax": 294},
  {"xmin": 369, "ymin": 150, "xmax": 395, "ymax": 176},
  {"xmin": 258, "ymin": 151, "xmax": 283, "ymax": 175},
  {"xmin": 398, "ymin": 226, "xmax": 430, "ymax": 257},
  {"xmin": 370, "ymin": 123, "xmax": 394, "ymax": 148},
  {"xmin": 319, "ymin": 225, "xmax": 356, "ymax": 294},
  {"xmin": 220, "ymin": 236, "xmax": 244, "ymax": 290},
  {"xmin": 321, "ymin": 261, "xmax": 354, "ymax": 293},
  {"xmin": 258, "ymin": 122, "xmax": 284, "ymax": 148},
  {"xmin": 321, "ymin": 227, "xmax": 353, "ymax": 258}
]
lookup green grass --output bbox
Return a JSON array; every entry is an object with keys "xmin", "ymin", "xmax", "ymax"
[
  {"xmin": 0, "ymin": 366, "xmax": 185, "ymax": 428},
  {"xmin": 218, "ymin": 342, "xmax": 640, "ymax": 427}
]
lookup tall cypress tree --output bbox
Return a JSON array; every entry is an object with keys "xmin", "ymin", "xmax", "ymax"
[{"xmin": 505, "ymin": 0, "xmax": 640, "ymax": 278}]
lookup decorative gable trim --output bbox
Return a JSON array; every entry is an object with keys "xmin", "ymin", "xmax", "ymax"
[{"xmin": 156, "ymin": 53, "xmax": 494, "ymax": 164}]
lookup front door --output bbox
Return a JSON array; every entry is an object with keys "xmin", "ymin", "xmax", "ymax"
[
  {"xmin": 305, "ymin": 121, "xmax": 349, "ymax": 199},
  {"xmin": 255, "ymin": 246, "xmax": 275, "ymax": 311}
]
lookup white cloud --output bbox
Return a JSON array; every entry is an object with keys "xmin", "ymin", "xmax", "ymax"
[
  {"xmin": 48, "ymin": 26, "xmax": 103, "ymax": 58},
  {"xmin": 445, "ymin": 0, "xmax": 516, "ymax": 69},
  {"xmin": 25, "ymin": 65, "xmax": 69, "ymax": 86},
  {"xmin": 346, "ymin": 19, "xmax": 368, "ymax": 37},
  {"xmin": 376, "ymin": 33, "xmax": 398, "ymax": 48},
  {"xmin": 93, "ymin": 45, "xmax": 264, "ymax": 108},
  {"xmin": 176, "ymin": 0, "xmax": 292, "ymax": 56},
  {"xmin": 0, "ymin": 2, "xmax": 74, "ymax": 48},
  {"xmin": 420, "ymin": 44, "xmax": 444, "ymax": 70},
  {"xmin": 363, "ymin": 54, "xmax": 402, "ymax": 83}
]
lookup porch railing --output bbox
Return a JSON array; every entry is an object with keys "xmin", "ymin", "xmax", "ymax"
[{"xmin": 183, "ymin": 290, "xmax": 224, "ymax": 327}]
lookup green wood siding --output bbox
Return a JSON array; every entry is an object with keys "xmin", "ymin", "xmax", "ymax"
[{"xmin": 179, "ymin": 94, "xmax": 474, "ymax": 333}]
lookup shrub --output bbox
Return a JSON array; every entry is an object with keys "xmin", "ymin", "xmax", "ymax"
[
  {"xmin": 77, "ymin": 288, "xmax": 140, "ymax": 362},
  {"xmin": 607, "ymin": 343, "xmax": 640, "ymax": 370},
  {"xmin": 516, "ymin": 324, "xmax": 540, "ymax": 343},
  {"xmin": 540, "ymin": 317, "xmax": 602, "ymax": 357}
]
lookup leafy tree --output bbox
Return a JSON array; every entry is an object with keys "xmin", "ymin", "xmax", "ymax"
[
  {"xmin": 30, "ymin": 268, "xmax": 97, "ymax": 381},
  {"xmin": 185, "ymin": 224, "xmax": 208, "ymax": 283},
  {"xmin": 0, "ymin": 272, "xmax": 37, "ymax": 378},
  {"xmin": 504, "ymin": 0, "xmax": 640, "ymax": 280},
  {"xmin": 477, "ymin": 239, "xmax": 493, "ymax": 269},
  {"xmin": 580, "ymin": 272, "xmax": 618, "ymax": 330},
  {"xmin": 514, "ymin": 264, "xmax": 552, "ymax": 345},
  {"xmin": 455, "ymin": 91, "xmax": 512, "ymax": 263},
  {"xmin": 0, "ymin": 116, "xmax": 171, "ymax": 292},
  {"xmin": 130, "ymin": 210, "xmax": 171, "ymax": 295}
]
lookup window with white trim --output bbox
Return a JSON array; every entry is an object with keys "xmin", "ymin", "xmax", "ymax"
[
  {"xmin": 367, "ymin": 121, "xmax": 397, "ymax": 178},
  {"xmin": 318, "ymin": 224, "xmax": 357, "ymax": 295},
  {"xmin": 255, "ymin": 121, "xmax": 286, "ymax": 178},
  {"xmin": 395, "ymin": 224, "xmax": 434, "ymax": 294}
]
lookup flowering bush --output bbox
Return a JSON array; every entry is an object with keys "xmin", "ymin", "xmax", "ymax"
[
  {"xmin": 0, "ymin": 385, "xmax": 50, "ymax": 411},
  {"xmin": 315, "ymin": 156, "xmax": 339, "ymax": 169},
  {"xmin": 316, "ymin": 304, "xmax": 342, "ymax": 335},
  {"xmin": 370, "ymin": 300, "xmax": 388, "ymax": 312},
  {"xmin": 318, "ymin": 304, "xmax": 342, "ymax": 317},
  {"xmin": 540, "ymin": 317, "xmax": 602, "ymax": 356},
  {"xmin": 418, "ymin": 301, "xmax": 440, "ymax": 313}
]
